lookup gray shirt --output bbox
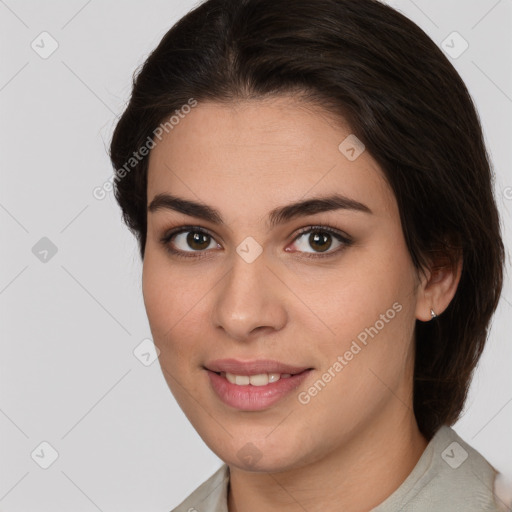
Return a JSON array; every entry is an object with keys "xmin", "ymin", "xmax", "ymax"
[{"xmin": 170, "ymin": 425, "xmax": 505, "ymax": 511}]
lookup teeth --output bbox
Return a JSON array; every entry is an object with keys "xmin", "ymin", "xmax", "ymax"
[
  {"xmin": 248, "ymin": 374, "xmax": 269, "ymax": 386},
  {"xmin": 235, "ymin": 375, "xmax": 250, "ymax": 385},
  {"xmin": 223, "ymin": 372, "xmax": 290, "ymax": 386}
]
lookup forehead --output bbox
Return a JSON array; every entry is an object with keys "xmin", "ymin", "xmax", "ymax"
[{"xmin": 146, "ymin": 96, "xmax": 397, "ymax": 221}]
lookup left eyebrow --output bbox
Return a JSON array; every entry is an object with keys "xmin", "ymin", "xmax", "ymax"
[{"xmin": 147, "ymin": 192, "xmax": 373, "ymax": 229}]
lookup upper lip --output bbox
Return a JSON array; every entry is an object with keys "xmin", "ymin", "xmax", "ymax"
[{"xmin": 204, "ymin": 358, "xmax": 312, "ymax": 376}]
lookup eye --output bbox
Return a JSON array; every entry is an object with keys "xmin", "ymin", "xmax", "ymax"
[
  {"xmin": 288, "ymin": 225, "xmax": 353, "ymax": 258},
  {"xmin": 159, "ymin": 224, "xmax": 353, "ymax": 259},
  {"xmin": 160, "ymin": 226, "xmax": 220, "ymax": 259}
]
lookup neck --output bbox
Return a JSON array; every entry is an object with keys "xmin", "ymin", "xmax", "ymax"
[{"xmin": 227, "ymin": 407, "xmax": 428, "ymax": 512}]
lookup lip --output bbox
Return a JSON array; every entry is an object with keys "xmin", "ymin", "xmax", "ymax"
[
  {"xmin": 204, "ymin": 359, "xmax": 313, "ymax": 411},
  {"xmin": 204, "ymin": 358, "xmax": 311, "ymax": 376}
]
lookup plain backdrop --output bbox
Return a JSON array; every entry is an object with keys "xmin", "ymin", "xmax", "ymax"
[{"xmin": 0, "ymin": 0, "xmax": 511, "ymax": 510}]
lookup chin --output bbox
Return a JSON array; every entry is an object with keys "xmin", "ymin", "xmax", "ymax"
[{"xmin": 205, "ymin": 433, "xmax": 317, "ymax": 473}]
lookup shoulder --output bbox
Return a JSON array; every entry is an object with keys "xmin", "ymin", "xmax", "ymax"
[
  {"xmin": 169, "ymin": 464, "xmax": 230, "ymax": 512},
  {"xmin": 431, "ymin": 425, "xmax": 501, "ymax": 510},
  {"xmin": 373, "ymin": 425, "xmax": 505, "ymax": 511}
]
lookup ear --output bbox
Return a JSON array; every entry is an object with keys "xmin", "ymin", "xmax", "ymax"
[{"xmin": 415, "ymin": 245, "xmax": 463, "ymax": 322}]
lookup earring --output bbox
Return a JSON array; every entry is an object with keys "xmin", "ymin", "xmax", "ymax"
[{"xmin": 430, "ymin": 308, "xmax": 437, "ymax": 319}]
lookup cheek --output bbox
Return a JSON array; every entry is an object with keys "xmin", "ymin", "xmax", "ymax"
[
  {"xmin": 141, "ymin": 254, "xmax": 209, "ymax": 407},
  {"xmin": 299, "ymin": 244, "xmax": 409, "ymax": 337},
  {"xmin": 301, "ymin": 239, "xmax": 417, "ymax": 397},
  {"xmin": 142, "ymin": 255, "xmax": 170, "ymax": 340},
  {"xmin": 142, "ymin": 252, "xmax": 196, "ymax": 354},
  {"xmin": 297, "ymin": 301, "xmax": 416, "ymax": 441}
]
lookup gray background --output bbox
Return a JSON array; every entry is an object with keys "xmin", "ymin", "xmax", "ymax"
[{"xmin": 0, "ymin": 0, "xmax": 511, "ymax": 510}]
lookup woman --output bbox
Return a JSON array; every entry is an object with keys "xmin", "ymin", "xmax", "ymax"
[{"xmin": 109, "ymin": 0, "xmax": 509, "ymax": 510}]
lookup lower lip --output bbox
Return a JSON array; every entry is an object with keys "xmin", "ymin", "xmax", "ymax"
[{"xmin": 206, "ymin": 369, "xmax": 312, "ymax": 411}]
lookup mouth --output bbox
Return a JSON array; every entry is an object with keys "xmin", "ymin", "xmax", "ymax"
[{"xmin": 204, "ymin": 359, "xmax": 313, "ymax": 411}]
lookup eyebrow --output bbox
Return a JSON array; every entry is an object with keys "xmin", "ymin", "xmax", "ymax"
[{"xmin": 147, "ymin": 192, "xmax": 372, "ymax": 228}]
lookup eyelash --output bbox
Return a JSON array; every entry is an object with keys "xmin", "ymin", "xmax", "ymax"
[{"xmin": 159, "ymin": 224, "xmax": 353, "ymax": 260}]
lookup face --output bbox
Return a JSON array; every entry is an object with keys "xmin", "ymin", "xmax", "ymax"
[{"xmin": 143, "ymin": 95, "xmax": 423, "ymax": 472}]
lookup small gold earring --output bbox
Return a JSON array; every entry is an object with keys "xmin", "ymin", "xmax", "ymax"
[{"xmin": 430, "ymin": 308, "xmax": 437, "ymax": 319}]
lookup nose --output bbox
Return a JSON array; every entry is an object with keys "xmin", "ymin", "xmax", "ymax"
[{"xmin": 210, "ymin": 247, "xmax": 288, "ymax": 343}]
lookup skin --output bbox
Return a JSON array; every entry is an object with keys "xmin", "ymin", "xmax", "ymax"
[{"xmin": 143, "ymin": 95, "xmax": 462, "ymax": 512}]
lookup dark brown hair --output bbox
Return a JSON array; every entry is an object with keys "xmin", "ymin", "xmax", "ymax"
[{"xmin": 109, "ymin": 0, "xmax": 505, "ymax": 440}]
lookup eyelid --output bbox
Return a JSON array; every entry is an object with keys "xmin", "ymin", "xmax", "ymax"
[{"xmin": 293, "ymin": 224, "xmax": 351, "ymax": 242}]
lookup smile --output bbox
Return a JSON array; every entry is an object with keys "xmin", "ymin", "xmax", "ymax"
[{"xmin": 204, "ymin": 360, "xmax": 313, "ymax": 411}]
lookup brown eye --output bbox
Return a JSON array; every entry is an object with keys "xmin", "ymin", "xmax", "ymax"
[
  {"xmin": 160, "ymin": 224, "xmax": 352, "ymax": 260},
  {"xmin": 160, "ymin": 227, "xmax": 220, "ymax": 258},
  {"xmin": 308, "ymin": 232, "xmax": 333, "ymax": 253},
  {"xmin": 185, "ymin": 231, "xmax": 212, "ymax": 251},
  {"xmin": 290, "ymin": 226, "xmax": 353, "ymax": 258}
]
